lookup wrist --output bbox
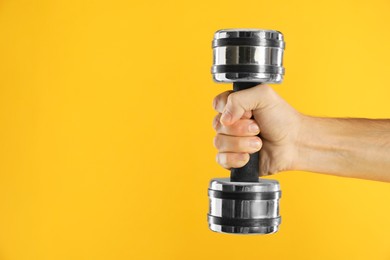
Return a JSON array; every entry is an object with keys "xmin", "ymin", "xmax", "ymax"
[
  {"xmin": 275, "ymin": 113, "xmax": 314, "ymax": 173},
  {"xmin": 291, "ymin": 115, "xmax": 354, "ymax": 174},
  {"xmin": 291, "ymin": 115, "xmax": 327, "ymax": 172}
]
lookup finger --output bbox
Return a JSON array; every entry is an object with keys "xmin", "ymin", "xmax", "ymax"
[
  {"xmin": 216, "ymin": 152, "xmax": 250, "ymax": 169},
  {"xmin": 220, "ymin": 84, "xmax": 277, "ymax": 126},
  {"xmin": 213, "ymin": 116, "xmax": 260, "ymax": 136},
  {"xmin": 212, "ymin": 90, "xmax": 232, "ymax": 113},
  {"xmin": 242, "ymin": 110, "xmax": 253, "ymax": 119},
  {"xmin": 214, "ymin": 134, "xmax": 262, "ymax": 153},
  {"xmin": 213, "ymin": 91, "xmax": 253, "ymax": 118}
]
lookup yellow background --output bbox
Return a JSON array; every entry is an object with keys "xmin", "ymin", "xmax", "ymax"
[{"xmin": 0, "ymin": 0, "xmax": 390, "ymax": 259}]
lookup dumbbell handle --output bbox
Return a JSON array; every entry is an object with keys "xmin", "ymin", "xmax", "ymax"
[{"xmin": 230, "ymin": 82, "xmax": 261, "ymax": 183}]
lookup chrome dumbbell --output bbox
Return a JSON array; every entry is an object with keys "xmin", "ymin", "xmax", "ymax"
[{"xmin": 208, "ymin": 29, "xmax": 285, "ymax": 234}]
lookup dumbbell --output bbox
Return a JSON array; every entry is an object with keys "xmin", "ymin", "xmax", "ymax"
[{"xmin": 208, "ymin": 29, "xmax": 285, "ymax": 234}]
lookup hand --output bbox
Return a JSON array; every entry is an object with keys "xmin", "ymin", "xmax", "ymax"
[{"xmin": 212, "ymin": 85, "xmax": 303, "ymax": 176}]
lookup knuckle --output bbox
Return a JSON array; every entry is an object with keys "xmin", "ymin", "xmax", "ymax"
[
  {"xmin": 215, "ymin": 153, "xmax": 220, "ymax": 164},
  {"xmin": 216, "ymin": 153, "xmax": 228, "ymax": 168},
  {"xmin": 213, "ymin": 136, "xmax": 219, "ymax": 149},
  {"xmin": 212, "ymin": 114, "xmax": 221, "ymax": 131},
  {"xmin": 213, "ymin": 135, "xmax": 222, "ymax": 150},
  {"xmin": 213, "ymin": 91, "xmax": 231, "ymax": 112},
  {"xmin": 227, "ymin": 92, "xmax": 238, "ymax": 105},
  {"xmin": 212, "ymin": 96, "xmax": 219, "ymax": 111}
]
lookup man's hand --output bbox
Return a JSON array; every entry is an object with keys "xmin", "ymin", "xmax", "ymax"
[
  {"xmin": 213, "ymin": 84, "xmax": 390, "ymax": 182},
  {"xmin": 212, "ymin": 84, "xmax": 303, "ymax": 176}
]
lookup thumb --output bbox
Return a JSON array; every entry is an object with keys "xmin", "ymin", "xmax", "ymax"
[{"xmin": 220, "ymin": 84, "xmax": 274, "ymax": 126}]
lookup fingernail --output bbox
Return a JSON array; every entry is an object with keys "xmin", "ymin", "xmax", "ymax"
[
  {"xmin": 248, "ymin": 123, "xmax": 259, "ymax": 133},
  {"xmin": 249, "ymin": 139, "xmax": 261, "ymax": 149},
  {"xmin": 220, "ymin": 112, "xmax": 232, "ymax": 124}
]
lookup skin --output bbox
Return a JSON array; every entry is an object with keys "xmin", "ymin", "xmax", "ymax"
[{"xmin": 212, "ymin": 85, "xmax": 390, "ymax": 182}]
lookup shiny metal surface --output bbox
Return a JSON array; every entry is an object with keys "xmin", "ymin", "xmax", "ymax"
[
  {"xmin": 212, "ymin": 29, "xmax": 285, "ymax": 83},
  {"xmin": 208, "ymin": 29, "xmax": 285, "ymax": 235},
  {"xmin": 208, "ymin": 223, "xmax": 279, "ymax": 234},
  {"xmin": 213, "ymin": 46, "xmax": 284, "ymax": 66},
  {"xmin": 209, "ymin": 198, "xmax": 279, "ymax": 218},
  {"xmin": 213, "ymin": 29, "xmax": 284, "ymax": 41},
  {"xmin": 209, "ymin": 177, "xmax": 280, "ymax": 192},
  {"xmin": 208, "ymin": 178, "xmax": 281, "ymax": 235}
]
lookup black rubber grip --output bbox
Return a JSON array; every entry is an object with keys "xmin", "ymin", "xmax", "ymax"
[{"xmin": 230, "ymin": 82, "xmax": 261, "ymax": 182}]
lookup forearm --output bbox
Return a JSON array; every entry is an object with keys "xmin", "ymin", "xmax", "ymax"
[{"xmin": 293, "ymin": 116, "xmax": 390, "ymax": 182}]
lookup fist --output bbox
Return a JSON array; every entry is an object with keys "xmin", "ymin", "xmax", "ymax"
[{"xmin": 212, "ymin": 85, "xmax": 303, "ymax": 176}]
